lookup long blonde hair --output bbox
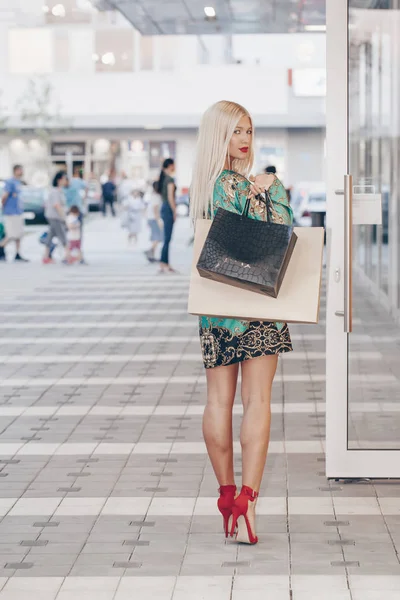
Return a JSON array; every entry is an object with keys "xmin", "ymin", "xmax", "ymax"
[{"xmin": 190, "ymin": 100, "xmax": 254, "ymax": 221}]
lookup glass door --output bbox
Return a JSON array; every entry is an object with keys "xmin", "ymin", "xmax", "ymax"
[{"xmin": 326, "ymin": 0, "xmax": 400, "ymax": 477}]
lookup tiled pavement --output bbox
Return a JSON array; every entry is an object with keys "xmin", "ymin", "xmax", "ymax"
[{"xmin": 0, "ymin": 215, "xmax": 399, "ymax": 599}]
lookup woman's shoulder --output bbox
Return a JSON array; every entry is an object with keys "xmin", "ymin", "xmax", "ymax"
[
  {"xmin": 215, "ymin": 170, "xmax": 250, "ymax": 194},
  {"xmin": 49, "ymin": 187, "xmax": 61, "ymax": 199}
]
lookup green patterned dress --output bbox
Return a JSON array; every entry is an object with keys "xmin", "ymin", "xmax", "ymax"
[{"xmin": 199, "ymin": 169, "xmax": 293, "ymax": 369}]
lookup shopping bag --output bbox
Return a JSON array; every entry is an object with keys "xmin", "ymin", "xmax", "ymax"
[
  {"xmin": 197, "ymin": 194, "xmax": 297, "ymax": 298},
  {"xmin": 189, "ymin": 219, "xmax": 324, "ymax": 324}
]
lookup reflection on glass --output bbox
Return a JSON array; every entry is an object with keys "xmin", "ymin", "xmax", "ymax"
[{"xmin": 348, "ymin": 0, "xmax": 400, "ymax": 450}]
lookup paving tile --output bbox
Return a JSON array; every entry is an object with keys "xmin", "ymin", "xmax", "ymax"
[
  {"xmin": 292, "ymin": 593, "xmax": 351, "ymax": 600},
  {"xmin": 1, "ymin": 225, "xmax": 399, "ymax": 585},
  {"xmin": 114, "ymin": 576, "xmax": 176, "ymax": 600}
]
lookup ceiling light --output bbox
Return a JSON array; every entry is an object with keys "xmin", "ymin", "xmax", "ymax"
[
  {"xmin": 101, "ymin": 52, "xmax": 116, "ymax": 66},
  {"xmin": 304, "ymin": 25, "xmax": 326, "ymax": 32},
  {"xmin": 52, "ymin": 3, "xmax": 66, "ymax": 17},
  {"xmin": 92, "ymin": 53, "xmax": 99, "ymax": 62},
  {"xmin": 204, "ymin": 6, "xmax": 216, "ymax": 18},
  {"xmin": 42, "ymin": 5, "xmax": 50, "ymax": 13},
  {"xmin": 144, "ymin": 124, "xmax": 163, "ymax": 130}
]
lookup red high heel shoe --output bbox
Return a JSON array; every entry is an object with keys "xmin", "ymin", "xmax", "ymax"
[
  {"xmin": 217, "ymin": 485, "xmax": 236, "ymax": 538},
  {"xmin": 229, "ymin": 485, "xmax": 259, "ymax": 544}
]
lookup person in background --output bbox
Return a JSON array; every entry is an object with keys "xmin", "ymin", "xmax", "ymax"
[
  {"xmin": 102, "ymin": 176, "xmax": 117, "ymax": 217},
  {"xmin": 65, "ymin": 167, "xmax": 88, "ymax": 263},
  {"xmin": 158, "ymin": 158, "xmax": 177, "ymax": 274},
  {"xmin": 65, "ymin": 166, "xmax": 87, "ymax": 211},
  {"xmin": 0, "ymin": 221, "xmax": 6, "ymax": 261},
  {"xmin": 66, "ymin": 205, "xmax": 83, "ymax": 264},
  {"xmin": 121, "ymin": 190, "xmax": 145, "ymax": 245},
  {"xmin": 118, "ymin": 172, "xmax": 133, "ymax": 204},
  {"xmin": 43, "ymin": 171, "xmax": 71, "ymax": 265},
  {"xmin": 144, "ymin": 181, "xmax": 163, "ymax": 263},
  {"xmin": 0, "ymin": 164, "xmax": 28, "ymax": 262}
]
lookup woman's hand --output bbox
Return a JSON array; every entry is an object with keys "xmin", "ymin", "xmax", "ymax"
[{"xmin": 249, "ymin": 173, "xmax": 276, "ymax": 198}]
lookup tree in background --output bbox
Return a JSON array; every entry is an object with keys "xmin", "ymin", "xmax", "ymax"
[{"xmin": 16, "ymin": 76, "xmax": 68, "ymax": 142}]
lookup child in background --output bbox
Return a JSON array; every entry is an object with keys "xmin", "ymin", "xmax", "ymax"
[
  {"xmin": 66, "ymin": 205, "xmax": 83, "ymax": 263},
  {"xmin": 144, "ymin": 181, "xmax": 163, "ymax": 262},
  {"xmin": 121, "ymin": 190, "xmax": 145, "ymax": 244}
]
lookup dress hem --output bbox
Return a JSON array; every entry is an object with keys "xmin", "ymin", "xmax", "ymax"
[{"xmin": 203, "ymin": 344, "xmax": 293, "ymax": 369}]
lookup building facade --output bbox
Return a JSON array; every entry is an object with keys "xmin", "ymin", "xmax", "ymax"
[{"xmin": 0, "ymin": 0, "xmax": 326, "ymax": 190}]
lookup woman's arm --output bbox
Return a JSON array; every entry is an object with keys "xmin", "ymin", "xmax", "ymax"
[
  {"xmin": 252, "ymin": 174, "xmax": 293, "ymax": 225},
  {"xmin": 167, "ymin": 182, "xmax": 176, "ymax": 215}
]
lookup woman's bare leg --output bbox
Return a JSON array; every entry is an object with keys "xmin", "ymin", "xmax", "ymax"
[
  {"xmin": 235, "ymin": 355, "xmax": 278, "ymax": 539},
  {"xmin": 240, "ymin": 354, "xmax": 278, "ymax": 491},
  {"xmin": 203, "ymin": 363, "xmax": 239, "ymax": 486}
]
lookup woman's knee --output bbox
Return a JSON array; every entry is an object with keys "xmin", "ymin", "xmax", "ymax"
[
  {"xmin": 206, "ymin": 392, "xmax": 235, "ymax": 411},
  {"xmin": 241, "ymin": 390, "xmax": 271, "ymax": 412}
]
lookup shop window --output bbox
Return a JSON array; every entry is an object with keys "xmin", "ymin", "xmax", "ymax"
[{"xmin": 94, "ymin": 29, "xmax": 134, "ymax": 72}]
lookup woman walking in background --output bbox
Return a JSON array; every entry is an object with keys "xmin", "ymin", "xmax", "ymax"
[
  {"xmin": 43, "ymin": 171, "xmax": 71, "ymax": 265},
  {"xmin": 158, "ymin": 158, "xmax": 177, "ymax": 274},
  {"xmin": 190, "ymin": 100, "xmax": 293, "ymax": 544}
]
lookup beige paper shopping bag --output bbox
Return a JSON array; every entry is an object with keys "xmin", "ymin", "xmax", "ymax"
[{"xmin": 188, "ymin": 219, "xmax": 324, "ymax": 324}]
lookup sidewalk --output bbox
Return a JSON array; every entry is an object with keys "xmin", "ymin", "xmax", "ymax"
[{"xmin": 0, "ymin": 215, "xmax": 399, "ymax": 599}]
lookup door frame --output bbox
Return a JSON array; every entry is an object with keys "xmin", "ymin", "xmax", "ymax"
[{"xmin": 325, "ymin": 0, "xmax": 400, "ymax": 478}]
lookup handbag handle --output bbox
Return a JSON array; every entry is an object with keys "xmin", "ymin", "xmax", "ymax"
[{"xmin": 243, "ymin": 190, "xmax": 272, "ymax": 221}]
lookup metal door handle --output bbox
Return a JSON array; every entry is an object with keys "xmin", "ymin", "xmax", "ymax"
[{"xmin": 344, "ymin": 174, "xmax": 353, "ymax": 333}]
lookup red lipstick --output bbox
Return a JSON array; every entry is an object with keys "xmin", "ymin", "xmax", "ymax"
[{"xmin": 239, "ymin": 147, "xmax": 249, "ymax": 153}]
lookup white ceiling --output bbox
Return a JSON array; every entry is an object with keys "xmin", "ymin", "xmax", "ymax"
[{"xmin": 96, "ymin": 0, "xmax": 326, "ymax": 35}]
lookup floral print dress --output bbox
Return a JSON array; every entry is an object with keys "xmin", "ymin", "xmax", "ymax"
[{"xmin": 199, "ymin": 169, "xmax": 293, "ymax": 369}]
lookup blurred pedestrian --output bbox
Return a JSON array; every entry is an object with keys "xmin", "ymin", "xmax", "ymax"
[
  {"xmin": 66, "ymin": 205, "xmax": 83, "ymax": 264},
  {"xmin": 43, "ymin": 171, "xmax": 71, "ymax": 265},
  {"xmin": 65, "ymin": 166, "xmax": 87, "ymax": 211},
  {"xmin": 0, "ymin": 165, "xmax": 29, "ymax": 262},
  {"xmin": 144, "ymin": 181, "xmax": 163, "ymax": 262},
  {"xmin": 0, "ymin": 221, "xmax": 6, "ymax": 261},
  {"xmin": 158, "ymin": 158, "xmax": 177, "ymax": 274},
  {"xmin": 65, "ymin": 166, "xmax": 88, "ymax": 259},
  {"xmin": 118, "ymin": 172, "xmax": 133, "ymax": 204},
  {"xmin": 121, "ymin": 190, "xmax": 145, "ymax": 245},
  {"xmin": 102, "ymin": 177, "xmax": 117, "ymax": 217}
]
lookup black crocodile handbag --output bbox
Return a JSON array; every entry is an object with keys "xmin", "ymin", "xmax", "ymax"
[{"xmin": 196, "ymin": 192, "xmax": 297, "ymax": 298}]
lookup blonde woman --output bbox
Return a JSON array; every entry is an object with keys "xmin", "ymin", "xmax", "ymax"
[{"xmin": 191, "ymin": 101, "xmax": 293, "ymax": 545}]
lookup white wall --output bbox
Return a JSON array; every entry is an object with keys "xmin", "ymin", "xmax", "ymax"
[{"xmin": 0, "ymin": 66, "xmax": 289, "ymax": 127}]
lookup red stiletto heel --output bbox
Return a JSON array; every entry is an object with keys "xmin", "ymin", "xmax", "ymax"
[
  {"xmin": 217, "ymin": 485, "xmax": 236, "ymax": 538},
  {"xmin": 229, "ymin": 485, "xmax": 259, "ymax": 545}
]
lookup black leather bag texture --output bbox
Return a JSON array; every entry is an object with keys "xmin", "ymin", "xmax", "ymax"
[{"xmin": 196, "ymin": 192, "xmax": 297, "ymax": 298}]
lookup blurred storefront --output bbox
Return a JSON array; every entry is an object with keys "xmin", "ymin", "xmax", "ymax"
[{"xmin": 0, "ymin": 1, "xmax": 326, "ymax": 191}]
